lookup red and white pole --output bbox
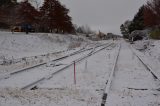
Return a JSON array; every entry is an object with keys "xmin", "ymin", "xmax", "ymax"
[{"xmin": 74, "ymin": 61, "xmax": 76, "ymax": 85}]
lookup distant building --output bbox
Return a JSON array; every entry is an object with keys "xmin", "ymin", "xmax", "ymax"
[
  {"xmin": 106, "ymin": 33, "xmax": 121, "ymax": 40},
  {"xmin": 11, "ymin": 24, "xmax": 35, "ymax": 32},
  {"xmin": 97, "ymin": 31, "xmax": 107, "ymax": 40}
]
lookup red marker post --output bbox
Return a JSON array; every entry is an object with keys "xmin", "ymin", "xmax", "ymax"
[{"xmin": 74, "ymin": 61, "xmax": 76, "ymax": 85}]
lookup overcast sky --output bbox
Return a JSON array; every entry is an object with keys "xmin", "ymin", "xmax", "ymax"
[
  {"xmin": 19, "ymin": 0, "xmax": 148, "ymax": 34},
  {"xmin": 59, "ymin": 0, "xmax": 148, "ymax": 35}
]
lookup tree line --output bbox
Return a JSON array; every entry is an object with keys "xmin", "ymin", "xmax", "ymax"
[
  {"xmin": 120, "ymin": 0, "xmax": 160, "ymax": 39},
  {"xmin": 0, "ymin": 0, "xmax": 75, "ymax": 34}
]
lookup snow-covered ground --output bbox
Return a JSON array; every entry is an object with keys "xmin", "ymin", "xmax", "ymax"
[
  {"xmin": 0, "ymin": 31, "xmax": 160, "ymax": 106},
  {"xmin": 0, "ymin": 31, "xmax": 97, "ymax": 74},
  {"xmin": 0, "ymin": 31, "xmax": 117, "ymax": 105},
  {"xmin": 106, "ymin": 41, "xmax": 160, "ymax": 106},
  {"xmin": 0, "ymin": 31, "xmax": 116, "ymax": 106},
  {"xmin": 0, "ymin": 31, "xmax": 92, "ymax": 60},
  {"xmin": 133, "ymin": 40, "xmax": 160, "ymax": 63},
  {"xmin": 132, "ymin": 40, "xmax": 160, "ymax": 80}
]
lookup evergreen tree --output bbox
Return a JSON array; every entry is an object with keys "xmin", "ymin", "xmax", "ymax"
[
  {"xmin": 120, "ymin": 24, "xmax": 129, "ymax": 38},
  {"xmin": 0, "ymin": 0, "xmax": 17, "ymax": 28},
  {"xmin": 53, "ymin": 1, "xmax": 68, "ymax": 33},
  {"xmin": 17, "ymin": 0, "xmax": 39, "ymax": 24},
  {"xmin": 40, "ymin": 0, "xmax": 74, "ymax": 33},
  {"xmin": 128, "ymin": 5, "xmax": 145, "ymax": 33},
  {"xmin": 120, "ymin": 20, "xmax": 131, "ymax": 39},
  {"xmin": 40, "ymin": 0, "xmax": 57, "ymax": 32},
  {"xmin": 77, "ymin": 26, "xmax": 84, "ymax": 33},
  {"xmin": 16, "ymin": 0, "xmax": 39, "ymax": 33},
  {"xmin": 56, "ymin": 6, "xmax": 75, "ymax": 33},
  {"xmin": 0, "ymin": 0, "xmax": 12, "ymax": 7}
]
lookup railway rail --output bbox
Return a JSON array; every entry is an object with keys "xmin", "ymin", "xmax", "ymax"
[
  {"xmin": 21, "ymin": 43, "xmax": 115, "ymax": 90},
  {"xmin": 101, "ymin": 43, "xmax": 160, "ymax": 106},
  {"xmin": 0, "ymin": 43, "xmax": 109, "ymax": 81},
  {"xmin": 0, "ymin": 43, "xmax": 115, "ymax": 89},
  {"xmin": 130, "ymin": 46, "xmax": 160, "ymax": 81},
  {"xmin": 101, "ymin": 43, "xmax": 121, "ymax": 106}
]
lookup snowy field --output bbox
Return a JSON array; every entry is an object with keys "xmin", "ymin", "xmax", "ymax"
[
  {"xmin": 0, "ymin": 31, "xmax": 92, "ymax": 59},
  {"xmin": 0, "ymin": 31, "xmax": 116, "ymax": 106},
  {"xmin": 0, "ymin": 31, "xmax": 98, "ymax": 74},
  {"xmin": 0, "ymin": 44, "xmax": 118, "ymax": 106},
  {"xmin": 133, "ymin": 40, "xmax": 160, "ymax": 63},
  {"xmin": 106, "ymin": 41, "xmax": 160, "ymax": 106},
  {"xmin": 0, "ymin": 31, "xmax": 160, "ymax": 106},
  {"xmin": 132, "ymin": 40, "xmax": 160, "ymax": 81}
]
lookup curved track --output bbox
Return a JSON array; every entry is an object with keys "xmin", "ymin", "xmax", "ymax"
[
  {"xmin": 0, "ymin": 43, "xmax": 114, "ymax": 89},
  {"xmin": 0, "ymin": 43, "xmax": 108, "ymax": 80},
  {"xmin": 22, "ymin": 43, "xmax": 115, "ymax": 90}
]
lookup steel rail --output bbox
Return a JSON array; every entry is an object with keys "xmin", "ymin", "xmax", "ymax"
[
  {"xmin": 0, "ymin": 43, "xmax": 109, "ymax": 81},
  {"xmin": 101, "ymin": 43, "xmax": 121, "ymax": 106},
  {"xmin": 130, "ymin": 46, "xmax": 160, "ymax": 81},
  {"xmin": 21, "ymin": 43, "xmax": 115, "ymax": 90}
]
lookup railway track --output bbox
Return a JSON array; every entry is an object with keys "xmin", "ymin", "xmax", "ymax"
[
  {"xmin": 21, "ymin": 43, "xmax": 115, "ymax": 90},
  {"xmin": 0, "ymin": 43, "xmax": 114, "ymax": 89},
  {"xmin": 1, "ymin": 42, "xmax": 106, "ymax": 66},
  {"xmin": 101, "ymin": 43, "xmax": 121, "ymax": 106},
  {"xmin": 0, "ymin": 43, "xmax": 109, "ymax": 81},
  {"xmin": 101, "ymin": 42, "xmax": 160, "ymax": 106},
  {"xmin": 130, "ymin": 46, "xmax": 160, "ymax": 81}
]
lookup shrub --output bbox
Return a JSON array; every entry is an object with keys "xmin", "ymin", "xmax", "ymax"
[{"xmin": 150, "ymin": 29, "xmax": 160, "ymax": 39}]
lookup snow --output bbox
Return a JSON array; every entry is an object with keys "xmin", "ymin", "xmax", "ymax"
[
  {"xmin": 0, "ymin": 31, "xmax": 160, "ymax": 106},
  {"xmin": 0, "ymin": 31, "xmax": 91, "ymax": 60},
  {"xmin": 106, "ymin": 41, "xmax": 160, "ymax": 106},
  {"xmin": 0, "ymin": 31, "xmax": 115, "ymax": 106},
  {"xmin": 132, "ymin": 40, "xmax": 160, "ymax": 80},
  {"xmin": 0, "ymin": 48, "xmax": 94, "ymax": 88},
  {"xmin": 0, "ymin": 31, "xmax": 96, "ymax": 74},
  {"xmin": 0, "ymin": 31, "xmax": 117, "ymax": 105},
  {"xmin": 133, "ymin": 40, "xmax": 160, "ymax": 63}
]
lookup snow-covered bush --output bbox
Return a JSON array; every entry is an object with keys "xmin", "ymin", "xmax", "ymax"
[{"xmin": 129, "ymin": 29, "xmax": 150, "ymax": 41}]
